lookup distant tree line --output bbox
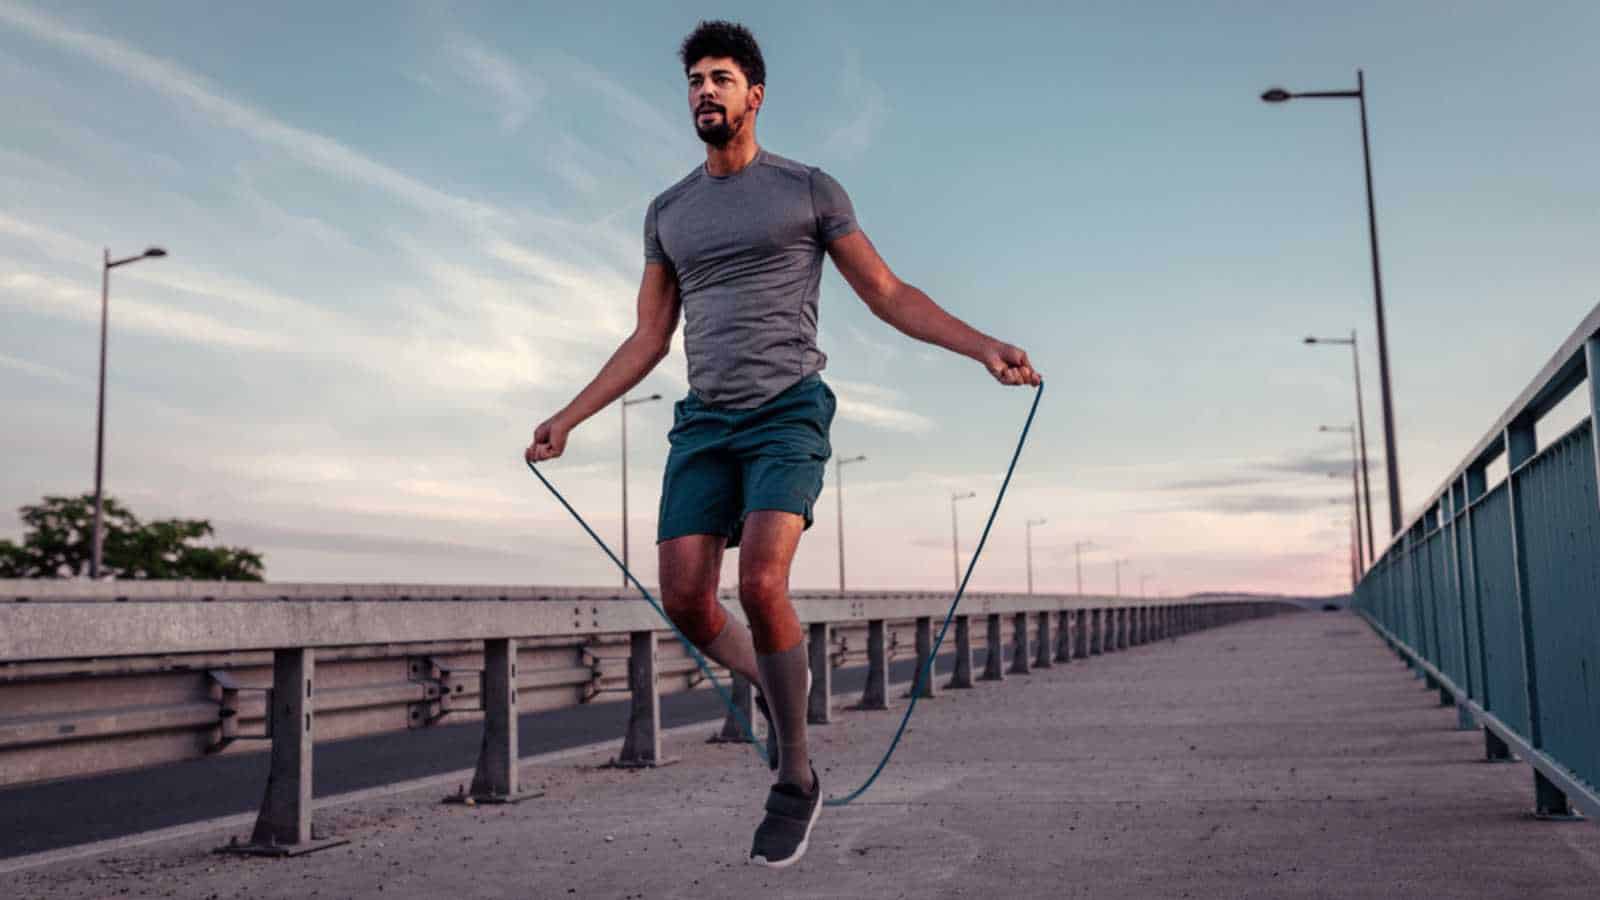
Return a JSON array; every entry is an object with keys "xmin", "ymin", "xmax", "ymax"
[{"xmin": 0, "ymin": 494, "xmax": 264, "ymax": 581}]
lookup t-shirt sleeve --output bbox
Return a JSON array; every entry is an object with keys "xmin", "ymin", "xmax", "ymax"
[
  {"xmin": 810, "ymin": 169, "xmax": 860, "ymax": 244},
  {"xmin": 643, "ymin": 197, "xmax": 671, "ymax": 268}
]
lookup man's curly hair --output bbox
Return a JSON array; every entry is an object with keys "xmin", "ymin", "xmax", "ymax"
[{"xmin": 679, "ymin": 20, "xmax": 765, "ymax": 88}]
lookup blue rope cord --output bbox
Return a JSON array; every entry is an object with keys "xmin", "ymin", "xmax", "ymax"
[{"xmin": 524, "ymin": 379, "xmax": 1042, "ymax": 806}]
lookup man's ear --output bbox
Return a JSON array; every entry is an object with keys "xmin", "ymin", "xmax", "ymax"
[{"xmin": 748, "ymin": 83, "xmax": 764, "ymax": 114}]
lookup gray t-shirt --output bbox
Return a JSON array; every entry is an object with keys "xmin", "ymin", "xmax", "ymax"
[{"xmin": 644, "ymin": 150, "xmax": 859, "ymax": 409}]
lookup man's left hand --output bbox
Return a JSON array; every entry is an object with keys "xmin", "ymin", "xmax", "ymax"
[{"xmin": 981, "ymin": 340, "xmax": 1042, "ymax": 387}]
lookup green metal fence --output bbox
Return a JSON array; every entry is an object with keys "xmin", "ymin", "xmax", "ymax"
[{"xmin": 1354, "ymin": 302, "xmax": 1600, "ymax": 821}]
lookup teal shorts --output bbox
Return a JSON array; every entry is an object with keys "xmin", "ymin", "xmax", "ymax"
[{"xmin": 657, "ymin": 373, "xmax": 836, "ymax": 549}]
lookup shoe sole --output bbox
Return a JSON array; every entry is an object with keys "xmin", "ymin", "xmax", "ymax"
[{"xmin": 748, "ymin": 789, "xmax": 822, "ymax": 870}]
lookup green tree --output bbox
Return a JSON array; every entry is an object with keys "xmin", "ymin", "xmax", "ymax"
[{"xmin": 0, "ymin": 494, "xmax": 264, "ymax": 580}]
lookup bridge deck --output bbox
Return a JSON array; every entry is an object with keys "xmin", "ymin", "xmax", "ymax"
[{"xmin": 10, "ymin": 611, "xmax": 1597, "ymax": 898}]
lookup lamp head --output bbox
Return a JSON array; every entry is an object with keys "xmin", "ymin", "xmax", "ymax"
[
  {"xmin": 143, "ymin": 247, "xmax": 167, "ymax": 258},
  {"xmin": 1261, "ymin": 87, "xmax": 1292, "ymax": 103}
]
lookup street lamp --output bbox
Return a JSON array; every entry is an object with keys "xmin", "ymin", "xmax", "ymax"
[
  {"xmin": 620, "ymin": 392, "xmax": 662, "ymax": 589},
  {"xmin": 835, "ymin": 454, "xmax": 867, "ymax": 592},
  {"xmin": 951, "ymin": 490, "xmax": 977, "ymax": 591},
  {"xmin": 1024, "ymin": 517, "xmax": 1047, "ymax": 595},
  {"xmin": 91, "ymin": 245, "xmax": 168, "ymax": 579},
  {"xmin": 1263, "ymin": 70, "xmax": 1404, "ymax": 536},
  {"xmin": 1114, "ymin": 558, "xmax": 1128, "ymax": 598},
  {"xmin": 1320, "ymin": 424, "xmax": 1364, "ymax": 571},
  {"xmin": 1140, "ymin": 574, "xmax": 1152, "ymax": 600},
  {"xmin": 1305, "ymin": 331, "xmax": 1375, "ymax": 565},
  {"xmin": 1072, "ymin": 539, "xmax": 1094, "ymax": 596}
]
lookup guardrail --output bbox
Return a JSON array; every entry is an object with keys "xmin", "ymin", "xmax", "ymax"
[
  {"xmin": 0, "ymin": 581, "xmax": 1293, "ymax": 855},
  {"xmin": 1353, "ymin": 301, "xmax": 1600, "ymax": 821}
]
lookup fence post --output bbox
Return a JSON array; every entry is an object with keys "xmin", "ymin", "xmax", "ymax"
[
  {"xmin": 220, "ymin": 648, "xmax": 346, "ymax": 856},
  {"xmin": 1055, "ymin": 610, "xmax": 1073, "ymax": 663},
  {"xmin": 1034, "ymin": 611, "xmax": 1053, "ymax": 669},
  {"xmin": 612, "ymin": 631, "xmax": 666, "ymax": 767},
  {"xmin": 855, "ymin": 619, "xmax": 891, "ymax": 710},
  {"xmin": 908, "ymin": 616, "xmax": 937, "ymax": 698},
  {"xmin": 1504, "ymin": 418, "xmax": 1566, "ymax": 815},
  {"xmin": 450, "ymin": 638, "xmax": 535, "ymax": 804},
  {"xmin": 981, "ymin": 613, "xmax": 1006, "ymax": 681},
  {"xmin": 948, "ymin": 615, "xmax": 975, "ymax": 688},
  {"xmin": 808, "ymin": 622, "xmax": 833, "ymax": 723},
  {"xmin": 1009, "ymin": 612, "xmax": 1031, "ymax": 674},
  {"xmin": 710, "ymin": 672, "xmax": 758, "ymax": 742}
]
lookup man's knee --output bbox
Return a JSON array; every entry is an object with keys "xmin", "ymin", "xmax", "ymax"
[
  {"xmin": 661, "ymin": 582, "xmax": 725, "ymax": 647},
  {"xmin": 738, "ymin": 567, "xmax": 786, "ymax": 614}
]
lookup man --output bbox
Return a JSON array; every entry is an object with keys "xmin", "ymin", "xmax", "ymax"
[{"xmin": 526, "ymin": 20, "xmax": 1040, "ymax": 868}]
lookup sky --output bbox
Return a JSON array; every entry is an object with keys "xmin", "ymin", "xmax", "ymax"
[{"xmin": 2, "ymin": 1, "xmax": 1597, "ymax": 596}]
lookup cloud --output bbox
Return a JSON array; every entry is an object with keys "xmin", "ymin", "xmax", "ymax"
[
  {"xmin": 222, "ymin": 521, "xmax": 532, "ymax": 563},
  {"xmin": 821, "ymin": 51, "xmax": 887, "ymax": 161},
  {"xmin": 0, "ymin": 1, "xmax": 506, "ymax": 226},
  {"xmin": 827, "ymin": 378, "xmax": 937, "ymax": 434},
  {"xmin": 0, "ymin": 350, "xmax": 81, "ymax": 385},
  {"xmin": 446, "ymin": 35, "xmax": 545, "ymax": 133},
  {"xmin": 1179, "ymin": 493, "xmax": 1346, "ymax": 516},
  {"xmin": 0, "ymin": 268, "xmax": 294, "ymax": 351}
]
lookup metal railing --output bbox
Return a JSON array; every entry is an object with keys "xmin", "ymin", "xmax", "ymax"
[
  {"xmin": 1353, "ymin": 301, "xmax": 1600, "ymax": 821},
  {"xmin": 0, "ymin": 580, "xmax": 1291, "ymax": 855}
]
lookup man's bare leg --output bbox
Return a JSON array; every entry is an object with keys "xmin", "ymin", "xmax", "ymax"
[
  {"xmin": 738, "ymin": 510, "xmax": 813, "ymax": 790},
  {"xmin": 658, "ymin": 533, "xmax": 761, "ymax": 683}
]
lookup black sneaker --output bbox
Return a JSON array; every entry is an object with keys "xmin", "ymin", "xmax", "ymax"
[{"xmin": 749, "ymin": 767, "xmax": 821, "ymax": 869}]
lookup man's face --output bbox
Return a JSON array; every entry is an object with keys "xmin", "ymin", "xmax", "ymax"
[{"xmin": 687, "ymin": 56, "xmax": 761, "ymax": 147}]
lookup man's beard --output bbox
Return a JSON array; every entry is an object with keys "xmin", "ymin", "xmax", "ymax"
[{"xmin": 695, "ymin": 108, "xmax": 745, "ymax": 148}]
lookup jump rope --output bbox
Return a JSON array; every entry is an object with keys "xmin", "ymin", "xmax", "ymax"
[{"xmin": 524, "ymin": 378, "xmax": 1042, "ymax": 807}]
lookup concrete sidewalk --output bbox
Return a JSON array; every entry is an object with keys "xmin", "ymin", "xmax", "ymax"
[{"xmin": 14, "ymin": 612, "xmax": 1599, "ymax": 899}]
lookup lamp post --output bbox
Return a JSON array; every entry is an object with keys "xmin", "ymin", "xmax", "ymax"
[
  {"xmin": 620, "ymin": 392, "xmax": 662, "ymax": 589},
  {"xmin": 1264, "ymin": 71, "xmax": 1404, "ymax": 536},
  {"xmin": 1024, "ymin": 517, "xmax": 1047, "ymax": 595},
  {"xmin": 1114, "ymin": 558, "xmax": 1128, "ymax": 598},
  {"xmin": 951, "ymin": 490, "xmax": 977, "ymax": 591},
  {"xmin": 90, "ymin": 245, "xmax": 168, "ymax": 579},
  {"xmin": 1305, "ymin": 331, "xmax": 1375, "ymax": 565},
  {"xmin": 835, "ymin": 454, "xmax": 867, "ymax": 592},
  {"xmin": 1320, "ymin": 424, "xmax": 1364, "ymax": 571},
  {"xmin": 1140, "ymin": 574, "xmax": 1152, "ymax": 600},
  {"xmin": 1073, "ymin": 540, "xmax": 1093, "ymax": 596}
]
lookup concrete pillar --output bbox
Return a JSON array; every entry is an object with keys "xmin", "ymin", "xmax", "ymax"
[
  {"xmin": 614, "ymin": 631, "xmax": 664, "ymax": 767},
  {"xmin": 1074, "ymin": 609, "xmax": 1090, "ymax": 658},
  {"xmin": 1034, "ymin": 611, "xmax": 1053, "ymax": 669},
  {"xmin": 947, "ymin": 615, "xmax": 975, "ymax": 689},
  {"xmin": 1009, "ymin": 612, "xmax": 1031, "ymax": 674},
  {"xmin": 908, "ymin": 616, "xmax": 937, "ymax": 698},
  {"xmin": 855, "ymin": 619, "xmax": 890, "ymax": 710},
  {"xmin": 253, "ymin": 648, "xmax": 315, "ymax": 846},
  {"xmin": 1117, "ymin": 608, "xmax": 1130, "ymax": 650},
  {"xmin": 1455, "ymin": 703, "xmax": 1475, "ymax": 731},
  {"xmin": 981, "ymin": 613, "xmax": 1006, "ymax": 681},
  {"xmin": 1089, "ymin": 609, "xmax": 1104, "ymax": 655},
  {"xmin": 466, "ymin": 638, "xmax": 519, "ymax": 800},
  {"xmin": 808, "ymin": 622, "xmax": 833, "ymax": 723},
  {"xmin": 1055, "ymin": 610, "xmax": 1073, "ymax": 663}
]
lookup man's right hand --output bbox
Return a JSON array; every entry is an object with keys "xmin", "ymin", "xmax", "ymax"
[{"xmin": 526, "ymin": 415, "xmax": 571, "ymax": 464}]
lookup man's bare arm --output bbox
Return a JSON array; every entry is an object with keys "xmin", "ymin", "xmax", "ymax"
[
  {"xmin": 826, "ymin": 231, "xmax": 1041, "ymax": 386},
  {"xmin": 526, "ymin": 263, "xmax": 681, "ymax": 462}
]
